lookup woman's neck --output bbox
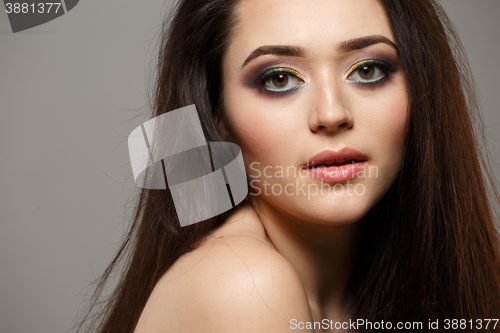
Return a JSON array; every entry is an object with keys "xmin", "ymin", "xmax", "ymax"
[{"xmin": 251, "ymin": 198, "xmax": 360, "ymax": 321}]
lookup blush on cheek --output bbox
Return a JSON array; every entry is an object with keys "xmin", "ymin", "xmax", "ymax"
[
  {"xmin": 380, "ymin": 108, "xmax": 409, "ymax": 174},
  {"xmin": 378, "ymin": 86, "xmax": 409, "ymax": 137},
  {"xmin": 228, "ymin": 120, "xmax": 268, "ymax": 161},
  {"xmin": 229, "ymin": 109, "xmax": 288, "ymax": 153}
]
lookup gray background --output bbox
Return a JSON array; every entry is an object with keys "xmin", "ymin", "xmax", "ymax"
[{"xmin": 0, "ymin": 1, "xmax": 499, "ymax": 332}]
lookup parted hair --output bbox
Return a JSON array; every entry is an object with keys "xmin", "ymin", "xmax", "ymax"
[{"xmin": 75, "ymin": 1, "xmax": 500, "ymax": 332}]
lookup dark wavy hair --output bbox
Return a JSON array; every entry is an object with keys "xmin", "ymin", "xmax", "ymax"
[{"xmin": 74, "ymin": 0, "xmax": 500, "ymax": 332}]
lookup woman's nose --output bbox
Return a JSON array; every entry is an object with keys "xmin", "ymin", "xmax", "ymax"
[{"xmin": 308, "ymin": 83, "xmax": 354, "ymax": 134}]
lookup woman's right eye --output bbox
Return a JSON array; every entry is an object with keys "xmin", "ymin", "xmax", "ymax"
[{"xmin": 257, "ymin": 67, "xmax": 305, "ymax": 95}]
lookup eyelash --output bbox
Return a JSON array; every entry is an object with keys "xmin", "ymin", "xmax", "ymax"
[{"xmin": 253, "ymin": 59, "xmax": 398, "ymax": 96}]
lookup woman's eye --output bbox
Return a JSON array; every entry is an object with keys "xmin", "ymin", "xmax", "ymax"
[
  {"xmin": 269, "ymin": 74, "xmax": 289, "ymax": 89},
  {"xmin": 258, "ymin": 68, "xmax": 305, "ymax": 94},
  {"xmin": 265, "ymin": 73, "xmax": 303, "ymax": 92},
  {"xmin": 346, "ymin": 60, "xmax": 389, "ymax": 85}
]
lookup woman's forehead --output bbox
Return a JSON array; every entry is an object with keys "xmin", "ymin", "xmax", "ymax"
[{"xmin": 229, "ymin": 0, "xmax": 395, "ymax": 53}]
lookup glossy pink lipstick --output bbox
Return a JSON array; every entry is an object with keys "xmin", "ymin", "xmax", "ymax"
[{"xmin": 303, "ymin": 148, "xmax": 368, "ymax": 183}]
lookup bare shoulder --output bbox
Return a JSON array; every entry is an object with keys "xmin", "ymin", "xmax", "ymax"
[{"xmin": 134, "ymin": 203, "xmax": 314, "ymax": 333}]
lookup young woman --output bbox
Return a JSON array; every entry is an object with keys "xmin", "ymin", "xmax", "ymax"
[{"xmin": 76, "ymin": 0, "xmax": 500, "ymax": 332}]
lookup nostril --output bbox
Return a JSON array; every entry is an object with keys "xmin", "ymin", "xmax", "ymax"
[{"xmin": 340, "ymin": 121, "xmax": 353, "ymax": 128}]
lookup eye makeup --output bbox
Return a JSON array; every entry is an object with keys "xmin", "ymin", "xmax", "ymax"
[
  {"xmin": 242, "ymin": 53, "xmax": 400, "ymax": 97},
  {"xmin": 246, "ymin": 65, "xmax": 306, "ymax": 97},
  {"xmin": 345, "ymin": 58, "xmax": 399, "ymax": 87}
]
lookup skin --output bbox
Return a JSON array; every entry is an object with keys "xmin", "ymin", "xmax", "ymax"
[{"xmin": 135, "ymin": 0, "xmax": 408, "ymax": 332}]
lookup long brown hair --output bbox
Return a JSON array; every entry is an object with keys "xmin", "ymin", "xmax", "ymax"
[{"xmin": 74, "ymin": 0, "xmax": 500, "ymax": 332}]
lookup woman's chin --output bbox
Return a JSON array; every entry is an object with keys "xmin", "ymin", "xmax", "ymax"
[{"xmin": 254, "ymin": 189, "xmax": 377, "ymax": 227}]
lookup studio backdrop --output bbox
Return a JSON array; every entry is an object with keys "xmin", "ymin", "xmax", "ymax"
[{"xmin": 0, "ymin": 1, "xmax": 499, "ymax": 333}]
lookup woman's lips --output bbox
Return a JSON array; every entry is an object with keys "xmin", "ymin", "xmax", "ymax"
[{"xmin": 303, "ymin": 148, "xmax": 368, "ymax": 183}]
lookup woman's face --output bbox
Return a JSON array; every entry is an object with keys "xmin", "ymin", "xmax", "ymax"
[{"xmin": 222, "ymin": 0, "xmax": 408, "ymax": 225}]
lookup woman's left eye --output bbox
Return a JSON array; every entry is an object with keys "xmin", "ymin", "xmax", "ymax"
[
  {"xmin": 258, "ymin": 67, "xmax": 305, "ymax": 94},
  {"xmin": 346, "ymin": 59, "xmax": 391, "ymax": 85}
]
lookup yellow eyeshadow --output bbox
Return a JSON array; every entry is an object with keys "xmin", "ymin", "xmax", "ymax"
[
  {"xmin": 273, "ymin": 67, "xmax": 304, "ymax": 81},
  {"xmin": 346, "ymin": 59, "xmax": 378, "ymax": 76}
]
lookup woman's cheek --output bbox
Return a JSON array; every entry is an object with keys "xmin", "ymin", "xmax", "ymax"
[
  {"xmin": 382, "ymin": 91, "xmax": 409, "ymax": 155},
  {"xmin": 370, "ymin": 92, "xmax": 408, "ymax": 179},
  {"xmin": 231, "ymin": 111, "xmax": 289, "ymax": 157}
]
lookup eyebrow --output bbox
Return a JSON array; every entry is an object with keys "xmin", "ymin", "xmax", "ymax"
[
  {"xmin": 241, "ymin": 35, "xmax": 397, "ymax": 69},
  {"xmin": 339, "ymin": 35, "xmax": 397, "ymax": 53},
  {"xmin": 241, "ymin": 45, "xmax": 304, "ymax": 68}
]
